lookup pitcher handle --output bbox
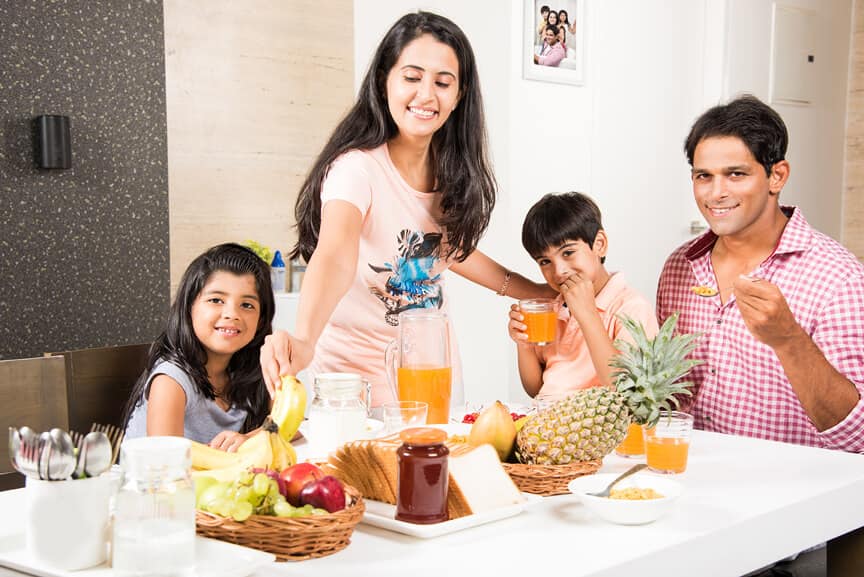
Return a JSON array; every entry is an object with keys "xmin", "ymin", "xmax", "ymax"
[
  {"xmin": 362, "ymin": 379, "xmax": 373, "ymax": 417},
  {"xmin": 384, "ymin": 339, "xmax": 399, "ymax": 403}
]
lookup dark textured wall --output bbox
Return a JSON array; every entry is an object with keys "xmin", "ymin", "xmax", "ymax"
[{"xmin": 0, "ymin": 1, "xmax": 169, "ymax": 359}]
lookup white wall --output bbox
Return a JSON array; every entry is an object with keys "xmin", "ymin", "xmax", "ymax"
[
  {"xmin": 353, "ymin": 0, "xmax": 852, "ymax": 406},
  {"xmin": 723, "ymin": 0, "xmax": 852, "ymax": 239}
]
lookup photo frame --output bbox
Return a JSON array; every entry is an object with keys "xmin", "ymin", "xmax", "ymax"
[{"xmin": 523, "ymin": 0, "xmax": 585, "ymax": 86}]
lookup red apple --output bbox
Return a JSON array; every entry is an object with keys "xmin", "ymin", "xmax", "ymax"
[
  {"xmin": 298, "ymin": 475, "xmax": 346, "ymax": 513},
  {"xmin": 279, "ymin": 462, "xmax": 325, "ymax": 506}
]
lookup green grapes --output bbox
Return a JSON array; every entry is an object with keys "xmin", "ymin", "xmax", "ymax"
[{"xmin": 195, "ymin": 468, "xmax": 333, "ymax": 522}]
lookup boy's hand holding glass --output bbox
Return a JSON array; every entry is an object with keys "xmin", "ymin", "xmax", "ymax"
[
  {"xmin": 512, "ymin": 300, "xmax": 558, "ymax": 346},
  {"xmin": 508, "ymin": 304, "xmax": 534, "ymax": 347}
]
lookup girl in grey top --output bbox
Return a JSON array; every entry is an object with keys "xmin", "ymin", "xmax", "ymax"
[{"xmin": 123, "ymin": 243, "xmax": 275, "ymax": 448}]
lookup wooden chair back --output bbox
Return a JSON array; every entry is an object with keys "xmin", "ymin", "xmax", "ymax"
[
  {"xmin": 47, "ymin": 343, "xmax": 151, "ymax": 435},
  {"xmin": 0, "ymin": 356, "xmax": 68, "ymax": 490}
]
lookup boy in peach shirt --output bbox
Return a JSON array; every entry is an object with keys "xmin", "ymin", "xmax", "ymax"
[{"xmin": 508, "ymin": 192, "xmax": 658, "ymax": 403}]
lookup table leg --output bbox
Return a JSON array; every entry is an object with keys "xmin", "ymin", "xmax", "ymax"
[{"xmin": 827, "ymin": 525, "xmax": 864, "ymax": 577}]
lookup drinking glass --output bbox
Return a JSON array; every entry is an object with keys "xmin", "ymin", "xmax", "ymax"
[
  {"xmin": 519, "ymin": 299, "xmax": 557, "ymax": 345},
  {"xmin": 113, "ymin": 437, "xmax": 195, "ymax": 576},
  {"xmin": 307, "ymin": 373, "xmax": 371, "ymax": 457},
  {"xmin": 615, "ymin": 422, "xmax": 646, "ymax": 457},
  {"xmin": 383, "ymin": 401, "xmax": 429, "ymax": 434},
  {"xmin": 644, "ymin": 411, "xmax": 694, "ymax": 474}
]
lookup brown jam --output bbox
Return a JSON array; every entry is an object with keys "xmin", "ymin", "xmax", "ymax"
[{"xmin": 395, "ymin": 427, "xmax": 449, "ymax": 524}]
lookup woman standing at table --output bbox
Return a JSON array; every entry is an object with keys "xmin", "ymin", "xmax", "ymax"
[{"xmin": 260, "ymin": 11, "xmax": 553, "ymax": 406}]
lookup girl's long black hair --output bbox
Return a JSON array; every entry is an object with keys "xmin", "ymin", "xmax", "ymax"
[
  {"xmin": 290, "ymin": 11, "xmax": 496, "ymax": 263},
  {"xmin": 122, "ymin": 243, "xmax": 275, "ymax": 433}
]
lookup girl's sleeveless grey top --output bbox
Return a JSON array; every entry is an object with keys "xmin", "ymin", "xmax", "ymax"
[{"xmin": 125, "ymin": 360, "xmax": 248, "ymax": 444}]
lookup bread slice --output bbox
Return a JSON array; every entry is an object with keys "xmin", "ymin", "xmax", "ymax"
[
  {"xmin": 325, "ymin": 439, "xmax": 521, "ymax": 520},
  {"xmin": 447, "ymin": 444, "xmax": 525, "ymax": 516}
]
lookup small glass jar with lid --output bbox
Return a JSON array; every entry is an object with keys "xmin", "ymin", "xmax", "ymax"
[
  {"xmin": 307, "ymin": 372, "xmax": 372, "ymax": 457},
  {"xmin": 396, "ymin": 427, "xmax": 449, "ymax": 524},
  {"xmin": 112, "ymin": 436, "xmax": 195, "ymax": 577}
]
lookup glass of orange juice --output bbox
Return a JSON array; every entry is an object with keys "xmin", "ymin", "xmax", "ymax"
[
  {"xmin": 385, "ymin": 309, "xmax": 452, "ymax": 424},
  {"xmin": 644, "ymin": 411, "xmax": 693, "ymax": 474},
  {"xmin": 615, "ymin": 422, "xmax": 646, "ymax": 457},
  {"xmin": 519, "ymin": 298, "xmax": 557, "ymax": 345}
]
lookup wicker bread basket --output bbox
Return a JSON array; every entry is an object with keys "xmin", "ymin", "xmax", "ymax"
[
  {"xmin": 503, "ymin": 460, "xmax": 602, "ymax": 496},
  {"xmin": 195, "ymin": 485, "xmax": 364, "ymax": 561}
]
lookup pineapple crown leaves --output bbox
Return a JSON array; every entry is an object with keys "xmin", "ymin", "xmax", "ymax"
[{"xmin": 610, "ymin": 313, "xmax": 704, "ymax": 427}]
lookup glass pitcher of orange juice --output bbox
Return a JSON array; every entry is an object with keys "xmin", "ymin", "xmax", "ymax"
[{"xmin": 385, "ymin": 309, "xmax": 452, "ymax": 424}]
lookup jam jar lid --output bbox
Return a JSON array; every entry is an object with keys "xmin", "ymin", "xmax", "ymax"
[{"xmin": 399, "ymin": 427, "xmax": 447, "ymax": 445}]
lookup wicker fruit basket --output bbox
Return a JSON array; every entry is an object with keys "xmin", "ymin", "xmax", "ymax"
[
  {"xmin": 195, "ymin": 485, "xmax": 364, "ymax": 561},
  {"xmin": 503, "ymin": 460, "xmax": 602, "ymax": 496}
]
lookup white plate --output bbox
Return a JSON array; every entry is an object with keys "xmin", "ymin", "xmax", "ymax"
[
  {"xmin": 361, "ymin": 493, "xmax": 542, "ymax": 538},
  {"xmin": 0, "ymin": 534, "xmax": 274, "ymax": 577}
]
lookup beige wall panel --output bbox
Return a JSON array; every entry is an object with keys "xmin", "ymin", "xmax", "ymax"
[
  {"xmin": 164, "ymin": 0, "xmax": 353, "ymax": 290},
  {"xmin": 844, "ymin": 0, "xmax": 864, "ymax": 260}
]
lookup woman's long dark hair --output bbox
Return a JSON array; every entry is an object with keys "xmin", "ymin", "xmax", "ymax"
[
  {"xmin": 291, "ymin": 11, "xmax": 496, "ymax": 263},
  {"xmin": 122, "ymin": 243, "xmax": 275, "ymax": 433}
]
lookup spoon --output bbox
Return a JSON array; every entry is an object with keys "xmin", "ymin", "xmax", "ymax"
[
  {"xmin": 587, "ymin": 463, "xmax": 648, "ymax": 498},
  {"xmin": 38, "ymin": 431, "xmax": 52, "ymax": 480},
  {"xmin": 15, "ymin": 427, "xmax": 42, "ymax": 479},
  {"xmin": 8, "ymin": 427, "xmax": 20, "ymax": 467},
  {"xmin": 73, "ymin": 432, "xmax": 89, "ymax": 479},
  {"xmin": 81, "ymin": 431, "xmax": 113, "ymax": 477},
  {"xmin": 690, "ymin": 285, "xmax": 720, "ymax": 298},
  {"xmin": 47, "ymin": 428, "xmax": 77, "ymax": 481}
]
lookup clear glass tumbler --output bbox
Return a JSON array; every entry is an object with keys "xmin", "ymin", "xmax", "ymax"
[
  {"xmin": 112, "ymin": 436, "xmax": 195, "ymax": 577},
  {"xmin": 644, "ymin": 411, "xmax": 694, "ymax": 474}
]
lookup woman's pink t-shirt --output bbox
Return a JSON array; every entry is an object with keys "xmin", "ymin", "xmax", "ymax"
[{"xmin": 309, "ymin": 144, "xmax": 460, "ymax": 406}]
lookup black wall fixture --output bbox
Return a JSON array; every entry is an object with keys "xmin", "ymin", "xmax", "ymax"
[{"xmin": 35, "ymin": 114, "xmax": 72, "ymax": 169}]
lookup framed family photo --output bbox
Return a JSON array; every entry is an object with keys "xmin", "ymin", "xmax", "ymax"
[{"xmin": 523, "ymin": 0, "xmax": 585, "ymax": 85}]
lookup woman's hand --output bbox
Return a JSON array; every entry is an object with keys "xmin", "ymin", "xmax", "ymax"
[
  {"xmin": 260, "ymin": 331, "xmax": 315, "ymax": 395},
  {"xmin": 208, "ymin": 430, "xmax": 250, "ymax": 453}
]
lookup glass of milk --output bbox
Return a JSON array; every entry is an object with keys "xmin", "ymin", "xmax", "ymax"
[{"xmin": 307, "ymin": 373, "xmax": 372, "ymax": 458}]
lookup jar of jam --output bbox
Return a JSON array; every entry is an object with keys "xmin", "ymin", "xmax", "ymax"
[{"xmin": 395, "ymin": 427, "xmax": 449, "ymax": 524}]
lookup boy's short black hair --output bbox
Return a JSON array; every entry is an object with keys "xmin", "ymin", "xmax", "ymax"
[
  {"xmin": 684, "ymin": 94, "xmax": 788, "ymax": 176},
  {"xmin": 522, "ymin": 192, "xmax": 606, "ymax": 264}
]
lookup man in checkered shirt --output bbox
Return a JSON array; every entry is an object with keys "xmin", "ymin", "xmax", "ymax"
[{"xmin": 657, "ymin": 95, "xmax": 864, "ymax": 453}]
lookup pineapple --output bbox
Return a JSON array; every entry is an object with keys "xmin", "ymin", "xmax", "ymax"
[
  {"xmin": 516, "ymin": 387, "xmax": 630, "ymax": 464},
  {"xmin": 515, "ymin": 313, "xmax": 702, "ymax": 465}
]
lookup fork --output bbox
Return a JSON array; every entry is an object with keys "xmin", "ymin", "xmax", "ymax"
[
  {"xmin": 69, "ymin": 430, "xmax": 84, "ymax": 451},
  {"xmin": 90, "ymin": 423, "xmax": 124, "ymax": 465}
]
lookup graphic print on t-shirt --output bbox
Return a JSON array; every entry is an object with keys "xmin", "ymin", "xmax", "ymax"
[{"xmin": 368, "ymin": 229, "xmax": 443, "ymax": 325}]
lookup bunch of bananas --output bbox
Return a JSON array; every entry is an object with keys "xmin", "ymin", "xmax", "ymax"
[{"xmin": 191, "ymin": 375, "xmax": 306, "ymax": 481}]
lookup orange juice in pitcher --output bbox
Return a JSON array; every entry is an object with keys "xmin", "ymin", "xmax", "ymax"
[
  {"xmin": 397, "ymin": 366, "xmax": 452, "ymax": 424},
  {"xmin": 386, "ymin": 309, "xmax": 452, "ymax": 424}
]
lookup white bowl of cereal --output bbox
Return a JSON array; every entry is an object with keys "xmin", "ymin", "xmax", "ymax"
[{"xmin": 567, "ymin": 472, "xmax": 682, "ymax": 525}]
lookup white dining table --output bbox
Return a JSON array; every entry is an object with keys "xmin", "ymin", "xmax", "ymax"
[{"xmin": 1, "ymin": 430, "xmax": 862, "ymax": 577}]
